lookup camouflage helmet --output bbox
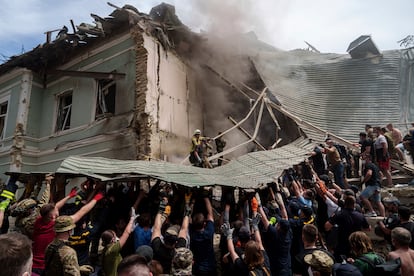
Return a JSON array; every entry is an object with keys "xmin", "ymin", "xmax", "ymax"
[
  {"xmin": 11, "ymin": 198, "xmax": 37, "ymax": 216},
  {"xmin": 172, "ymin": 247, "xmax": 193, "ymax": 275},
  {"xmin": 54, "ymin": 215, "xmax": 76, "ymax": 233}
]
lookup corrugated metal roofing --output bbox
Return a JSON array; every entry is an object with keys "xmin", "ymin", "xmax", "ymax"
[
  {"xmin": 253, "ymin": 50, "xmax": 409, "ymax": 143},
  {"xmin": 56, "ymin": 138, "xmax": 315, "ymax": 188}
]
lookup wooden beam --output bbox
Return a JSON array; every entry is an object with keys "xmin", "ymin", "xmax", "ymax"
[{"xmin": 48, "ymin": 69, "xmax": 126, "ymax": 80}]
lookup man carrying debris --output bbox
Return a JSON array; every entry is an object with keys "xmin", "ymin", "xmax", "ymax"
[{"xmin": 190, "ymin": 129, "xmax": 211, "ymax": 167}]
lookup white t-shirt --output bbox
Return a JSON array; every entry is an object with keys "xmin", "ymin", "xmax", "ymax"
[{"xmin": 374, "ymin": 134, "xmax": 387, "ymax": 149}]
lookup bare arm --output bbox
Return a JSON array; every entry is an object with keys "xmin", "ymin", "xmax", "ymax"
[
  {"xmin": 178, "ymin": 215, "xmax": 190, "ymax": 240},
  {"xmin": 325, "ymin": 220, "xmax": 334, "ymax": 232},
  {"xmin": 55, "ymin": 195, "xmax": 71, "ymax": 211},
  {"xmin": 151, "ymin": 197, "xmax": 169, "ymax": 241},
  {"xmin": 291, "ymin": 179, "xmax": 302, "ymax": 198},
  {"xmin": 226, "ymin": 234, "xmax": 239, "ymax": 262},
  {"xmin": 119, "ymin": 211, "xmax": 137, "ymax": 248},
  {"xmin": 133, "ymin": 189, "xmax": 146, "ymax": 211},
  {"xmin": 204, "ymin": 196, "xmax": 214, "ymax": 222},
  {"xmin": 151, "ymin": 213, "xmax": 163, "ymax": 242},
  {"xmin": 70, "ymin": 193, "xmax": 103, "ymax": 224},
  {"xmin": 38, "ymin": 175, "xmax": 52, "ymax": 206},
  {"xmin": 275, "ymin": 192, "xmax": 288, "ymax": 219},
  {"xmin": 258, "ymin": 206, "xmax": 270, "ymax": 231}
]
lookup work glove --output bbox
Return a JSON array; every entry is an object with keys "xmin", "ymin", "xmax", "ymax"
[
  {"xmin": 197, "ymin": 157, "xmax": 202, "ymax": 164},
  {"xmin": 185, "ymin": 192, "xmax": 192, "ymax": 205},
  {"xmin": 255, "ymin": 192, "xmax": 262, "ymax": 207},
  {"xmin": 268, "ymin": 200, "xmax": 279, "ymax": 211},
  {"xmin": 184, "ymin": 204, "xmax": 192, "ymax": 217},
  {"xmin": 251, "ymin": 197, "xmax": 259, "ymax": 212},
  {"xmin": 0, "ymin": 199, "xmax": 10, "ymax": 211},
  {"xmin": 158, "ymin": 197, "xmax": 168, "ymax": 214},
  {"xmin": 269, "ymin": 217, "xmax": 277, "ymax": 225},
  {"xmin": 93, "ymin": 192, "xmax": 104, "ymax": 201},
  {"xmin": 69, "ymin": 187, "xmax": 79, "ymax": 198},
  {"xmin": 130, "ymin": 207, "xmax": 140, "ymax": 231},
  {"xmin": 250, "ymin": 213, "xmax": 262, "ymax": 232},
  {"xmin": 80, "ymin": 265, "xmax": 94, "ymax": 275},
  {"xmin": 220, "ymin": 223, "xmax": 234, "ymax": 240}
]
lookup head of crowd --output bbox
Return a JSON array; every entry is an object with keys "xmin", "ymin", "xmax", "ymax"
[{"xmin": 0, "ymin": 122, "xmax": 413, "ymax": 276}]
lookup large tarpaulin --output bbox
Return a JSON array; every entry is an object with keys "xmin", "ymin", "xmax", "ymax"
[{"xmin": 56, "ymin": 138, "xmax": 315, "ymax": 188}]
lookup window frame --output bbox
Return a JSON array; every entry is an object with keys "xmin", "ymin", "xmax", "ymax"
[
  {"xmin": 0, "ymin": 95, "xmax": 9, "ymax": 140},
  {"xmin": 55, "ymin": 90, "xmax": 73, "ymax": 132},
  {"xmin": 95, "ymin": 79, "xmax": 116, "ymax": 119}
]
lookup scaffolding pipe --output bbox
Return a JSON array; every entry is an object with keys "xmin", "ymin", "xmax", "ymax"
[
  {"xmin": 207, "ymin": 98, "xmax": 265, "ymax": 162},
  {"xmin": 227, "ymin": 116, "xmax": 267, "ymax": 151}
]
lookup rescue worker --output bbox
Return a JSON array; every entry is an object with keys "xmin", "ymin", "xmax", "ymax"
[
  {"xmin": 10, "ymin": 174, "xmax": 52, "ymax": 238},
  {"xmin": 215, "ymin": 132, "xmax": 227, "ymax": 166},
  {"xmin": 43, "ymin": 216, "xmax": 94, "ymax": 276},
  {"xmin": 190, "ymin": 129, "xmax": 205, "ymax": 167}
]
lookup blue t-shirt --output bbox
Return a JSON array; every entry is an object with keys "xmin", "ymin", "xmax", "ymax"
[
  {"xmin": 190, "ymin": 220, "xmax": 216, "ymax": 273},
  {"xmin": 133, "ymin": 226, "xmax": 152, "ymax": 250}
]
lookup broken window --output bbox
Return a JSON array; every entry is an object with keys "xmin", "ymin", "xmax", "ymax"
[
  {"xmin": 55, "ymin": 91, "xmax": 72, "ymax": 132},
  {"xmin": 0, "ymin": 101, "xmax": 8, "ymax": 139},
  {"xmin": 95, "ymin": 79, "xmax": 116, "ymax": 119}
]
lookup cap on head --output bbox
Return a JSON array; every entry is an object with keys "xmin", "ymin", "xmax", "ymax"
[
  {"xmin": 11, "ymin": 198, "xmax": 37, "ymax": 216},
  {"xmin": 135, "ymin": 245, "xmax": 153, "ymax": 263},
  {"xmin": 194, "ymin": 129, "xmax": 201, "ymax": 135},
  {"xmin": 54, "ymin": 215, "xmax": 76, "ymax": 233},
  {"xmin": 238, "ymin": 226, "xmax": 251, "ymax": 242},
  {"xmin": 304, "ymin": 250, "xmax": 334, "ymax": 274}
]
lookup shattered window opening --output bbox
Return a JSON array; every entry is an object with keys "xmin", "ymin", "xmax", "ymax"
[
  {"xmin": 0, "ymin": 101, "xmax": 8, "ymax": 140},
  {"xmin": 55, "ymin": 91, "xmax": 72, "ymax": 132},
  {"xmin": 96, "ymin": 79, "xmax": 116, "ymax": 119}
]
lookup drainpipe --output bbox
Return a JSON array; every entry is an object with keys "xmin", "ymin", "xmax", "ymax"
[{"xmin": 10, "ymin": 69, "xmax": 32, "ymax": 172}]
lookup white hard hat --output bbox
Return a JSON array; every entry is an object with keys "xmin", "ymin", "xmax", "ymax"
[{"xmin": 194, "ymin": 129, "xmax": 201, "ymax": 135}]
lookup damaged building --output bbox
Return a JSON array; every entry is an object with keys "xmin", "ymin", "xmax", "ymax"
[{"xmin": 0, "ymin": 3, "xmax": 413, "ymax": 183}]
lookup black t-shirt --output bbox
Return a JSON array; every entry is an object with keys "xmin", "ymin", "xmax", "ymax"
[
  {"xmin": 311, "ymin": 147, "xmax": 326, "ymax": 176},
  {"xmin": 360, "ymin": 139, "xmax": 374, "ymax": 159},
  {"xmin": 328, "ymin": 208, "xmax": 369, "ymax": 258},
  {"xmin": 261, "ymin": 222, "xmax": 292, "ymax": 275},
  {"xmin": 151, "ymin": 236, "xmax": 186, "ymax": 273},
  {"xmin": 363, "ymin": 162, "xmax": 380, "ymax": 186}
]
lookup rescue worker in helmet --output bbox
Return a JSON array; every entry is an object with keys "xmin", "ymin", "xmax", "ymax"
[{"xmin": 190, "ymin": 129, "xmax": 209, "ymax": 167}]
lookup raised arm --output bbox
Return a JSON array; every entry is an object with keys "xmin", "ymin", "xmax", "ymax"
[
  {"xmin": 204, "ymin": 191, "xmax": 214, "ymax": 222},
  {"xmin": 70, "ymin": 192, "xmax": 104, "ymax": 224},
  {"xmin": 55, "ymin": 186, "xmax": 79, "ymax": 211},
  {"xmin": 38, "ymin": 174, "xmax": 52, "ymax": 206},
  {"xmin": 151, "ymin": 196, "xmax": 170, "ymax": 241},
  {"xmin": 119, "ymin": 207, "xmax": 139, "ymax": 248}
]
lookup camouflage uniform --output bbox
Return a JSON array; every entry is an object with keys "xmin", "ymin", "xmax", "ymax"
[
  {"xmin": 44, "ymin": 216, "xmax": 81, "ymax": 276},
  {"xmin": 44, "ymin": 238, "xmax": 81, "ymax": 276},
  {"xmin": 171, "ymin": 247, "xmax": 193, "ymax": 276},
  {"xmin": 12, "ymin": 182, "xmax": 50, "ymax": 238}
]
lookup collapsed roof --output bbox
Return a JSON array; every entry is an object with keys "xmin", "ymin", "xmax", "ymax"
[
  {"xmin": 57, "ymin": 138, "xmax": 314, "ymax": 188},
  {"xmin": 2, "ymin": 3, "xmax": 414, "ymax": 186}
]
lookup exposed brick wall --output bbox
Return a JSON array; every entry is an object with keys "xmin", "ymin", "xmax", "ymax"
[{"xmin": 131, "ymin": 27, "xmax": 152, "ymax": 160}]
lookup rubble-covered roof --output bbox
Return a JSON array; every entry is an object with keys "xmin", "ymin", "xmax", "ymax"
[
  {"xmin": 252, "ymin": 48, "xmax": 414, "ymax": 142},
  {"xmin": 56, "ymin": 138, "xmax": 314, "ymax": 188}
]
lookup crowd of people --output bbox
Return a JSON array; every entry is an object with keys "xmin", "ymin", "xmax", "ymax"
[{"xmin": 0, "ymin": 124, "xmax": 413, "ymax": 276}]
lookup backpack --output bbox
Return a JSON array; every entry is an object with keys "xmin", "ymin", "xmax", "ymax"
[
  {"xmin": 358, "ymin": 255, "xmax": 401, "ymax": 276},
  {"xmin": 334, "ymin": 144, "xmax": 350, "ymax": 165},
  {"xmin": 249, "ymin": 265, "xmax": 271, "ymax": 276},
  {"xmin": 332, "ymin": 261, "xmax": 363, "ymax": 276}
]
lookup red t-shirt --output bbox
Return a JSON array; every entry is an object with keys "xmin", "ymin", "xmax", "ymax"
[{"xmin": 32, "ymin": 217, "xmax": 56, "ymax": 269}]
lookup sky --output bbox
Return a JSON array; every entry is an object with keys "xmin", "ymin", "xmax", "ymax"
[{"xmin": 0, "ymin": 0, "xmax": 413, "ymax": 63}]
